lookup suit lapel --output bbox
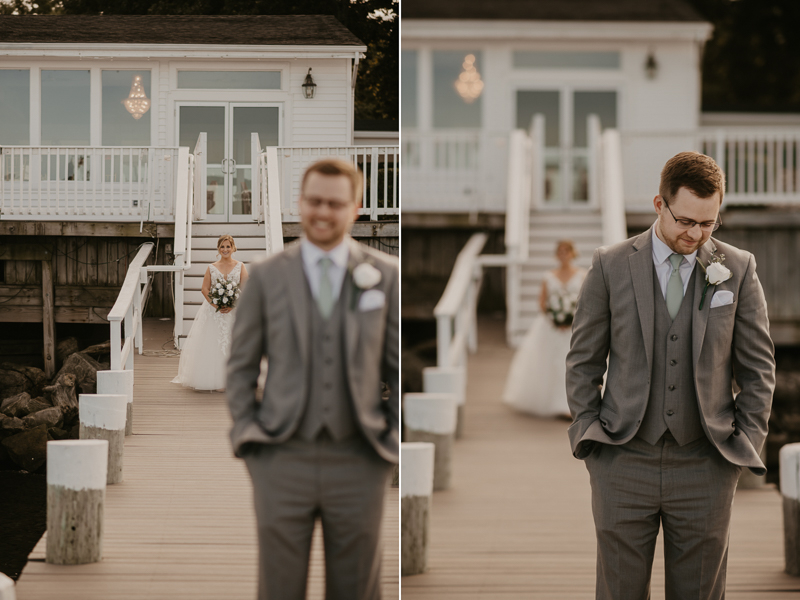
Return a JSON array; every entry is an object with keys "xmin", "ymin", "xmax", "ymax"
[
  {"xmin": 629, "ymin": 228, "xmax": 655, "ymax": 376},
  {"xmin": 286, "ymin": 244, "xmax": 311, "ymax": 366},
  {"xmin": 692, "ymin": 238, "xmax": 716, "ymax": 368},
  {"xmin": 344, "ymin": 237, "xmax": 364, "ymax": 366}
]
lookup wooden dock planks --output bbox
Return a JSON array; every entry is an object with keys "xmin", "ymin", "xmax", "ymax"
[
  {"xmin": 16, "ymin": 319, "xmax": 399, "ymax": 600},
  {"xmin": 401, "ymin": 316, "xmax": 797, "ymax": 599}
]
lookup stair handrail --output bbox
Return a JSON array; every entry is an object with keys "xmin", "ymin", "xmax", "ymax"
[
  {"xmin": 193, "ymin": 132, "xmax": 207, "ymax": 222},
  {"xmin": 433, "ymin": 233, "xmax": 488, "ymax": 369},
  {"xmin": 251, "ymin": 133, "xmax": 262, "ymax": 222},
  {"xmin": 262, "ymin": 147, "xmax": 285, "ymax": 257},
  {"xmin": 108, "ymin": 242, "xmax": 154, "ymax": 370}
]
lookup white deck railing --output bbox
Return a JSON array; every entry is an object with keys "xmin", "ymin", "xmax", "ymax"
[
  {"xmin": 108, "ymin": 243, "xmax": 155, "ymax": 371},
  {"xmin": 0, "ymin": 146, "xmax": 180, "ymax": 222},
  {"xmin": 272, "ymin": 146, "xmax": 399, "ymax": 221},
  {"xmin": 697, "ymin": 127, "xmax": 800, "ymax": 204},
  {"xmin": 402, "ymin": 130, "xmax": 508, "ymax": 213},
  {"xmin": 434, "ymin": 233, "xmax": 487, "ymax": 370}
]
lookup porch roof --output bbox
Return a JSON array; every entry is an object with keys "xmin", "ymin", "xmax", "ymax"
[
  {"xmin": 0, "ymin": 15, "xmax": 364, "ymax": 47},
  {"xmin": 403, "ymin": 0, "xmax": 705, "ymax": 22}
]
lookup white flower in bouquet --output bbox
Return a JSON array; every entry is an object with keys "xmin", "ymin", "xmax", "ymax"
[
  {"xmin": 227, "ymin": 283, "xmax": 233, "ymax": 290},
  {"xmin": 222, "ymin": 297, "xmax": 228, "ymax": 304}
]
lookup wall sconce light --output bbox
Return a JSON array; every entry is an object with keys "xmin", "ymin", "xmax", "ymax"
[
  {"xmin": 302, "ymin": 68, "xmax": 317, "ymax": 99},
  {"xmin": 122, "ymin": 74, "xmax": 151, "ymax": 120},
  {"xmin": 645, "ymin": 52, "xmax": 658, "ymax": 80}
]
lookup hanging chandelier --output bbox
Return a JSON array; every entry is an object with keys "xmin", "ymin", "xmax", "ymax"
[
  {"xmin": 454, "ymin": 54, "xmax": 484, "ymax": 104},
  {"xmin": 122, "ymin": 74, "xmax": 151, "ymax": 120}
]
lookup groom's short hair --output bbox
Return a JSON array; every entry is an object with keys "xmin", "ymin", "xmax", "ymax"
[
  {"xmin": 301, "ymin": 159, "xmax": 363, "ymax": 204},
  {"xmin": 660, "ymin": 151, "xmax": 725, "ymax": 204}
]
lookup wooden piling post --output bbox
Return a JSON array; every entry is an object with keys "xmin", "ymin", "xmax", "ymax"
[
  {"xmin": 79, "ymin": 394, "xmax": 127, "ymax": 484},
  {"xmin": 781, "ymin": 443, "xmax": 800, "ymax": 575},
  {"xmin": 423, "ymin": 366, "xmax": 466, "ymax": 439},
  {"xmin": 401, "ymin": 442, "xmax": 435, "ymax": 576},
  {"xmin": 46, "ymin": 440, "xmax": 108, "ymax": 565},
  {"xmin": 42, "ymin": 258, "xmax": 56, "ymax": 379},
  {"xmin": 403, "ymin": 393, "xmax": 457, "ymax": 491},
  {"xmin": 97, "ymin": 370, "xmax": 134, "ymax": 436}
]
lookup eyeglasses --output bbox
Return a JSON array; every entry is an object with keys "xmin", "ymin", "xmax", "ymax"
[
  {"xmin": 301, "ymin": 197, "xmax": 355, "ymax": 212},
  {"xmin": 662, "ymin": 198, "xmax": 721, "ymax": 232}
]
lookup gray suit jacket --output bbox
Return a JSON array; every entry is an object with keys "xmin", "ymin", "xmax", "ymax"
[
  {"xmin": 566, "ymin": 226, "xmax": 775, "ymax": 474},
  {"xmin": 226, "ymin": 236, "xmax": 399, "ymax": 463}
]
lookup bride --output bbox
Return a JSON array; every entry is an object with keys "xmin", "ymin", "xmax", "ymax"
[
  {"xmin": 503, "ymin": 240, "xmax": 586, "ymax": 417},
  {"xmin": 173, "ymin": 234, "xmax": 249, "ymax": 391}
]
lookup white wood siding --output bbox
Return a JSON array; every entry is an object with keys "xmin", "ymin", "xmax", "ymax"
[{"xmin": 288, "ymin": 59, "xmax": 352, "ymax": 147}]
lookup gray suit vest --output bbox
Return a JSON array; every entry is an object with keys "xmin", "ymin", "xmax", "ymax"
[
  {"xmin": 295, "ymin": 282, "xmax": 359, "ymax": 442},
  {"xmin": 637, "ymin": 265, "xmax": 704, "ymax": 446}
]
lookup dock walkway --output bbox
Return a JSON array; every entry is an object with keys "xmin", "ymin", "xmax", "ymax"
[
  {"xmin": 402, "ymin": 316, "xmax": 797, "ymax": 599},
  {"xmin": 16, "ymin": 319, "xmax": 399, "ymax": 600}
]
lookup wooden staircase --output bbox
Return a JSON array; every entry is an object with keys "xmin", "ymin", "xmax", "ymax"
[
  {"xmin": 509, "ymin": 210, "xmax": 604, "ymax": 347},
  {"xmin": 180, "ymin": 223, "xmax": 273, "ymax": 343}
]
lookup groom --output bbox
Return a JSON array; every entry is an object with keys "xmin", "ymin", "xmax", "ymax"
[
  {"xmin": 567, "ymin": 151, "xmax": 775, "ymax": 599},
  {"xmin": 226, "ymin": 158, "xmax": 398, "ymax": 600}
]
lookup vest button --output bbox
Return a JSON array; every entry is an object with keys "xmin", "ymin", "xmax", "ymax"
[
  {"xmin": 671, "ymin": 335, "xmax": 678, "ymax": 341},
  {"xmin": 666, "ymin": 410, "xmax": 674, "ymax": 416},
  {"xmin": 670, "ymin": 360, "xmax": 677, "ymax": 366},
  {"xmin": 668, "ymin": 385, "xmax": 675, "ymax": 391}
]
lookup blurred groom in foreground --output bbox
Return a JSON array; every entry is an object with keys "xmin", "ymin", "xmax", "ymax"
[{"xmin": 227, "ymin": 158, "xmax": 399, "ymax": 599}]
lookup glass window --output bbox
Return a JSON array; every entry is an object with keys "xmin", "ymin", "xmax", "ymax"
[
  {"xmin": 401, "ymin": 50, "xmax": 418, "ymax": 128},
  {"xmin": 41, "ymin": 70, "xmax": 90, "ymax": 146},
  {"xmin": 516, "ymin": 91, "xmax": 560, "ymax": 146},
  {"xmin": 102, "ymin": 71, "xmax": 151, "ymax": 146},
  {"xmin": 513, "ymin": 51, "xmax": 620, "ymax": 70},
  {"xmin": 573, "ymin": 91, "xmax": 617, "ymax": 147},
  {"xmin": 177, "ymin": 71, "xmax": 281, "ymax": 90},
  {"xmin": 0, "ymin": 70, "xmax": 30, "ymax": 145},
  {"xmin": 433, "ymin": 51, "xmax": 483, "ymax": 128}
]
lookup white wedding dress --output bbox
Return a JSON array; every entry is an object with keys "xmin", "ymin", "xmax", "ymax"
[
  {"xmin": 172, "ymin": 262, "xmax": 242, "ymax": 391},
  {"xmin": 503, "ymin": 268, "xmax": 586, "ymax": 417}
]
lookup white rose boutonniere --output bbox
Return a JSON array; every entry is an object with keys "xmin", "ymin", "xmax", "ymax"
[
  {"xmin": 353, "ymin": 262, "xmax": 382, "ymax": 289},
  {"xmin": 696, "ymin": 253, "xmax": 733, "ymax": 310}
]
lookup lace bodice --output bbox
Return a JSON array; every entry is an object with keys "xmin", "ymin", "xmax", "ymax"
[
  {"xmin": 209, "ymin": 261, "xmax": 242, "ymax": 286},
  {"xmin": 544, "ymin": 269, "xmax": 585, "ymax": 295}
]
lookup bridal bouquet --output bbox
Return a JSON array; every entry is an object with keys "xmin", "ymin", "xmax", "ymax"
[
  {"xmin": 209, "ymin": 278, "xmax": 240, "ymax": 312},
  {"xmin": 546, "ymin": 289, "xmax": 578, "ymax": 327}
]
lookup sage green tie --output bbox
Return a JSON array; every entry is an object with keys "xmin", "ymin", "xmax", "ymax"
[
  {"xmin": 666, "ymin": 253, "xmax": 684, "ymax": 320},
  {"xmin": 317, "ymin": 256, "xmax": 334, "ymax": 319}
]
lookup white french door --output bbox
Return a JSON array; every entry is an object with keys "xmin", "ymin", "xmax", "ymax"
[
  {"xmin": 177, "ymin": 102, "xmax": 280, "ymax": 222},
  {"xmin": 516, "ymin": 88, "xmax": 617, "ymax": 209}
]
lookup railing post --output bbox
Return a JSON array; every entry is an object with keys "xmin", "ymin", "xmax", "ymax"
[
  {"xmin": 436, "ymin": 315, "xmax": 451, "ymax": 368},
  {"xmin": 370, "ymin": 148, "xmax": 379, "ymax": 220},
  {"xmin": 124, "ymin": 305, "xmax": 134, "ymax": 371},
  {"xmin": 251, "ymin": 133, "xmax": 261, "ymax": 221},
  {"xmin": 110, "ymin": 319, "xmax": 121, "ymax": 371}
]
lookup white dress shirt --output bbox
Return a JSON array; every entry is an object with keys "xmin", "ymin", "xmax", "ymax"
[
  {"xmin": 301, "ymin": 238, "xmax": 349, "ymax": 303},
  {"xmin": 651, "ymin": 224, "xmax": 697, "ymax": 299}
]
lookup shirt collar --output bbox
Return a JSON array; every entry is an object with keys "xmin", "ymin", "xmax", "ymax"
[
  {"xmin": 301, "ymin": 237, "xmax": 350, "ymax": 271},
  {"xmin": 651, "ymin": 223, "xmax": 697, "ymax": 266}
]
